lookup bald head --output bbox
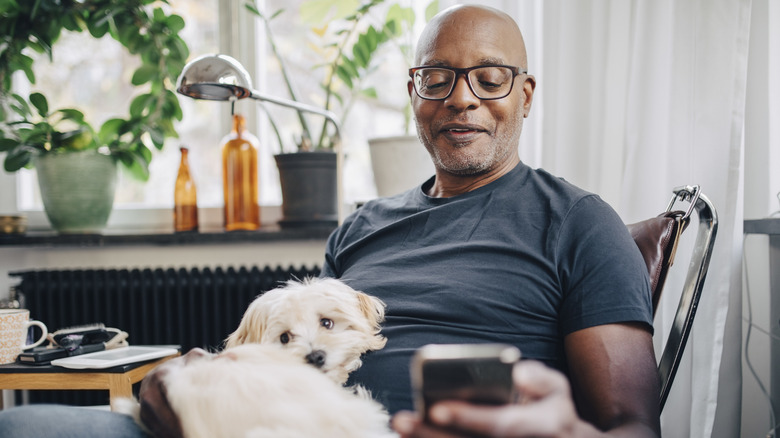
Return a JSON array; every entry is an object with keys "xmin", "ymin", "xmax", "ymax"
[{"xmin": 415, "ymin": 5, "xmax": 528, "ymax": 70}]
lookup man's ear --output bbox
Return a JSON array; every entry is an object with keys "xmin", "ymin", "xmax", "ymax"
[
  {"xmin": 522, "ymin": 75, "xmax": 536, "ymax": 118},
  {"xmin": 408, "ymin": 79, "xmax": 414, "ymax": 98}
]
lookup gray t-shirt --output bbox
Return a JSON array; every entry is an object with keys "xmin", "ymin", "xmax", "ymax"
[{"xmin": 322, "ymin": 162, "xmax": 653, "ymax": 414}]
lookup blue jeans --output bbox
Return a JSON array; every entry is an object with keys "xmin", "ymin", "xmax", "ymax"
[{"xmin": 0, "ymin": 405, "xmax": 149, "ymax": 438}]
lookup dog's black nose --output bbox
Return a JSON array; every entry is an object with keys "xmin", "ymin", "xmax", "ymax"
[{"xmin": 305, "ymin": 350, "xmax": 326, "ymax": 368}]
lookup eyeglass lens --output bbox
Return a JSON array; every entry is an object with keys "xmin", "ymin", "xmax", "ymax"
[{"xmin": 413, "ymin": 66, "xmax": 516, "ymax": 100}]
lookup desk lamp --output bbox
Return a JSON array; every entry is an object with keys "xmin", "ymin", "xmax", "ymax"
[{"xmin": 176, "ymin": 53, "xmax": 344, "ymax": 224}]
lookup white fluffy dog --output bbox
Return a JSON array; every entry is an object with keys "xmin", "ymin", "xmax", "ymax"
[
  {"xmin": 131, "ymin": 277, "xmax": 393, "ymax": 438},
  {"xmin": 159, "ymin": 344, "xmax": 395, "ymax": 438},
  {"xmin": 225, "ymin": 277, "xmax": 387, "ymax": 385}
]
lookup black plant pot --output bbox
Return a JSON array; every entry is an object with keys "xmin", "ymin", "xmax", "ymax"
[{"xmin": 274, "ymin": 151, "xmax": 338, "ymax": 228}]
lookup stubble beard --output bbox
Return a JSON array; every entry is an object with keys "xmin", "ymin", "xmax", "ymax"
[{"xmin": 417, "ymin": 110, "xmax": 524, "ymax": 176}]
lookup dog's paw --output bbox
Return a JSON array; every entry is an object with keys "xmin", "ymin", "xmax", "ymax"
[
  {"xmin": 113, "ymin": 397, "xmax": 140, "ymax": 419},
  {"xmin": 113, "ymin": 398, "xmax": 151, "ymax": 433}
]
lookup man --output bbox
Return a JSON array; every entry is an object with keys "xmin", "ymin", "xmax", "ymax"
[
  {"xmin": 322, "ymin": 4, "xmax": 661, "ymax": 437},
  {"xmin": 0, "ymin": 5, "xmax": 660, "ymax": 438}
]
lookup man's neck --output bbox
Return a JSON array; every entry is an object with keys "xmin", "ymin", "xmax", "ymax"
[{"xmin": 426, "ymin": 157, "xmax": 520, "ymax": 198}]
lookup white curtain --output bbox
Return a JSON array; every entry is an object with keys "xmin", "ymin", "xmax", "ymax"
[{"xmin": 502, "ymin": 0, "xmax": 749, "ymax": 436}]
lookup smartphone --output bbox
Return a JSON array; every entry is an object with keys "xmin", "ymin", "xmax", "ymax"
[{"xmin": 410, "ymin": 343, "xmax": 521, "ymax": 421}]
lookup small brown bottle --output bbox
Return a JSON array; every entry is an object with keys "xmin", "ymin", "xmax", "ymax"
[
  {"xmin": 221, "ymin": 114, "xmax": 260, "ymax": 231},
  {"xmin": 174, "ymin": 146, "xmax": 199, "ymax": 232}
]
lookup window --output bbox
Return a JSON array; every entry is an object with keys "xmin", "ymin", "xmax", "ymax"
[{"xmin": 4, "ymin": 1, "xmax": 543, "ymax": 231}]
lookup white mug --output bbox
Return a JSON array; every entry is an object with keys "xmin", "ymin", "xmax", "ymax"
[{"xmin": 0, "ymin": 309, "xmax": 48, "ymax": 364}]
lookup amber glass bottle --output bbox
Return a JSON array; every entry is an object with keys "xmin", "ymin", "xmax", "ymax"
[
  {"xmin": 174, "ymin": 146, "xmax": 199, "ymax": 232},
  {"xmin": 221, "ymin": 114, "xmax": 260, "ymax": 231}
]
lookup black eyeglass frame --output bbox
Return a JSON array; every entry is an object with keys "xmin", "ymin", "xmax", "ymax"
[{"xmin": 408, "ymin": 64, "xmax": 527, "ymax": 101}]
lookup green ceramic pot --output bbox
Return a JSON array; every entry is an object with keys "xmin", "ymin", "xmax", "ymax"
[{"xmin": 33, "ymin": 150, "xmax": 118, "ymax": 234}]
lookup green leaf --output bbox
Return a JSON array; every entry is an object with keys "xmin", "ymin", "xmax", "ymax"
[
  {"xmin": 244, "ymin": 2, "xmax": 262, "ymax": 17},
  {"xmin": 0, "ymin": 138, "xmax": 20, "ymax": 152},
  {"xmin": 426, "ymin": 0, "xmax": 440, "ymax": 22},
  {"xmin": 0, "ymin": 0, "xmax": 20, "ymax": 13},
  {"xmin": 87, "ymin": 17, "xmax": 110, "ymax": 38},
  {"xmin": 299, "ymin": 0, "xmax": 360, "ymax": 26},
  {"xmin": 4, "ymin": 146, "xmax": 34, "ymax": 172},
  {"xmin": 131, "ymin": 64, "xmax": 158, "ymax": 86},
  {"xmin": 385, "ymin": 4, "xmax": 415, "ymax": 36},
  {"xmin": 114, "ymin": 148, "xmax": 150, "ymax": 181},
  {"xmin": 352, "ymin": 39, "xmax": 370, "ymax": 68},
  {"xmin": 10, "ymin": 94, "xmax": 32, "ymax": 118},
  {"xmin": 61, "ymin": 11, "xmax": 81, "ymax": 32},
  {"xmin": 364, "ymin": 25, "xmax": 379, "ymax": 53},
  {"xmin": 165, "ymin": 14, "xmax": 185, "ymax": 33},
  {"xmin": 98, "ymin": 118, "xmax": 126, "ymax": 142},
  {"xmin": 137, "ymin": 142, "xmax": 153, "ymax": 163},
  {"xmin": 158, "ymin": 118, "xmax": 178, "ymax": 138},
  {"xmin": 383, "ymin": 19, "xmax": 398, "ymax": 38},
  {"xmin": 340, "ymin": 56, "xmax": 359, "ymax": 79},
  {"xmin": 161, "ymin": 89, "xmax": 182, "ymax": 121},
  {"xmin": 129, "ymin": 93, "xmax": 154, "ymax": 118},
  {"xmin": 335, "ymin": 64, "xmax": 354, "ymax": 89},
  {"xmin": 360, "ymin": 87, "xmax": 378, "ymax": 99},
  {"xmin": 56, "ymin": 108, "xmax": 86, "ymax": 123},
  {"xmin": 148, "ymin": 126, "xmax": 165, "ymax": 148},
  {"xmin": 10, "ymin": 54, "xmax": 36, "ymax": 84},
  {"xmin": 29, "ymin": 92, "xmax": 48, "ymax": 117},
  {"xmin": 153, "ymin": 7, "xmax": 166, "ymax": 22}
]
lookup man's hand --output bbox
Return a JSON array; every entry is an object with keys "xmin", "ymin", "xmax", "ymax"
[{"xmin": 392, "ymin": 360, "xmax": 600, "ymax": 438}]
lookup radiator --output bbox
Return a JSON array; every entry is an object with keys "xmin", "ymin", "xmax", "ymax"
[{"xmin": 10, "ymin": 264, "xmax": 321, "ymax": 406}]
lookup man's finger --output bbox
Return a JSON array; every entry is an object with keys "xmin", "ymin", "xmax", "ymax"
[{"xmin": 513, "ymin": 360, "xmax": 571, "ymax": 401}]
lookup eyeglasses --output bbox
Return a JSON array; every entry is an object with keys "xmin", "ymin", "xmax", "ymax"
[{"xmin": 409, "ymin": 65, "xmax": 525, "ymax": 101}]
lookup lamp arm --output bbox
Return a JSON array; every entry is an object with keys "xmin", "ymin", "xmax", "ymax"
[{"xmin": 248, "ymin": 90, "xmax": 342, "ymax": 143}]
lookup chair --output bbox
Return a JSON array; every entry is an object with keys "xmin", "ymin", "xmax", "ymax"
[{"xmin": 625, "ymin": 185, "xmax": 718, "ymax": 411}]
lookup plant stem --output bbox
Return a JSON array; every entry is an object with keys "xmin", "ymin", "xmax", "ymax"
[
  {"xmin": 259, "ymin": 12, "xmax": 315, "ymax": 151},
  {"xmin": 257, "ymin": 102, "xmax": 285, "ymax": 154}
]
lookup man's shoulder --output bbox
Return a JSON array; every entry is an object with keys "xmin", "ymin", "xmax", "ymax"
[{"xmin": 508, "ymin": 164, "xmax": 600, "ymax": 210}]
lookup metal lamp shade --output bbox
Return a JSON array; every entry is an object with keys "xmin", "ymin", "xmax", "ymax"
[{"xmin": 176, "ymin": 54, "xmax": 253, "ymax": 101}]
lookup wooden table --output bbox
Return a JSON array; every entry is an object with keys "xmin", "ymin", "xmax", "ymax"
[{"xmin": 0, "ymin": 350, "xmax": 179, "ymax": 411}]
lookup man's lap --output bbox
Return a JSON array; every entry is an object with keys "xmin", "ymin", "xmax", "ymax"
[{"xmin": 0, "ymin": 404, "xmax": 149, "ymax": 438}]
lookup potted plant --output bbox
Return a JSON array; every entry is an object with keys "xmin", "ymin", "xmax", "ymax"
[
  {"xmin": 0, "ymin": 0, "xmax": 189, "ymax": 233},
  {"xmin": 244, "ymin": 0, "xmax": 431, "ymax": 224}
]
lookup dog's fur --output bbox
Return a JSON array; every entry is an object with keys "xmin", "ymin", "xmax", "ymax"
[
  {"xmin": 162, "ymin": 343, "xmax": 395, "ymax": 438},
  {"xmin": 225, "ymin": 277, "xmax": 387, "ymax": 385},
  {"xmin": 127, "ymin": 277, "xmax": 393, "ymax": 438}
]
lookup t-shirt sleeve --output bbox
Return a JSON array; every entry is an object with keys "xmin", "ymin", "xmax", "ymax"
[{"xmin": 555, "ymin": 195, "xmax": 654, "ymax": 335}]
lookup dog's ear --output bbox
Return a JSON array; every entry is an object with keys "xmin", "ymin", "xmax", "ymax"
[
  {"xmin": 224, "ymin": 299, "xmax": 268, "ymax": 349},
  {"xmin": 356, "ymin": 292, "xmax": 385, "ymax": 329},
  {"xmin": 355, "ymin": 292, "xmax": 387, "ymax": 351}
]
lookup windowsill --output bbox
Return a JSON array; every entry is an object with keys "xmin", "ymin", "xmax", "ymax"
[
  {"xmin": 0, "ymin": 205, "xmax": 342, "ymax": 248},
  {"xmin": 0, "ymin": 224, "xmax": 335, "ymax": 248}
]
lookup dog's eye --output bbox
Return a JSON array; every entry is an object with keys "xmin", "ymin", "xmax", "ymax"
[
  {"xmin": 320, "ymin": 318, "xmax": 334, "ymax": 330},
  {"xmin": 280, "ymin": 332, "xmax": 291, "ymax": 344}
]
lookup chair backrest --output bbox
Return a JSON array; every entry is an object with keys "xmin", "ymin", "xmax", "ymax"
[{"xmin": 625, "ymin": 185, "xmax": 718, "ymax": 411}]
